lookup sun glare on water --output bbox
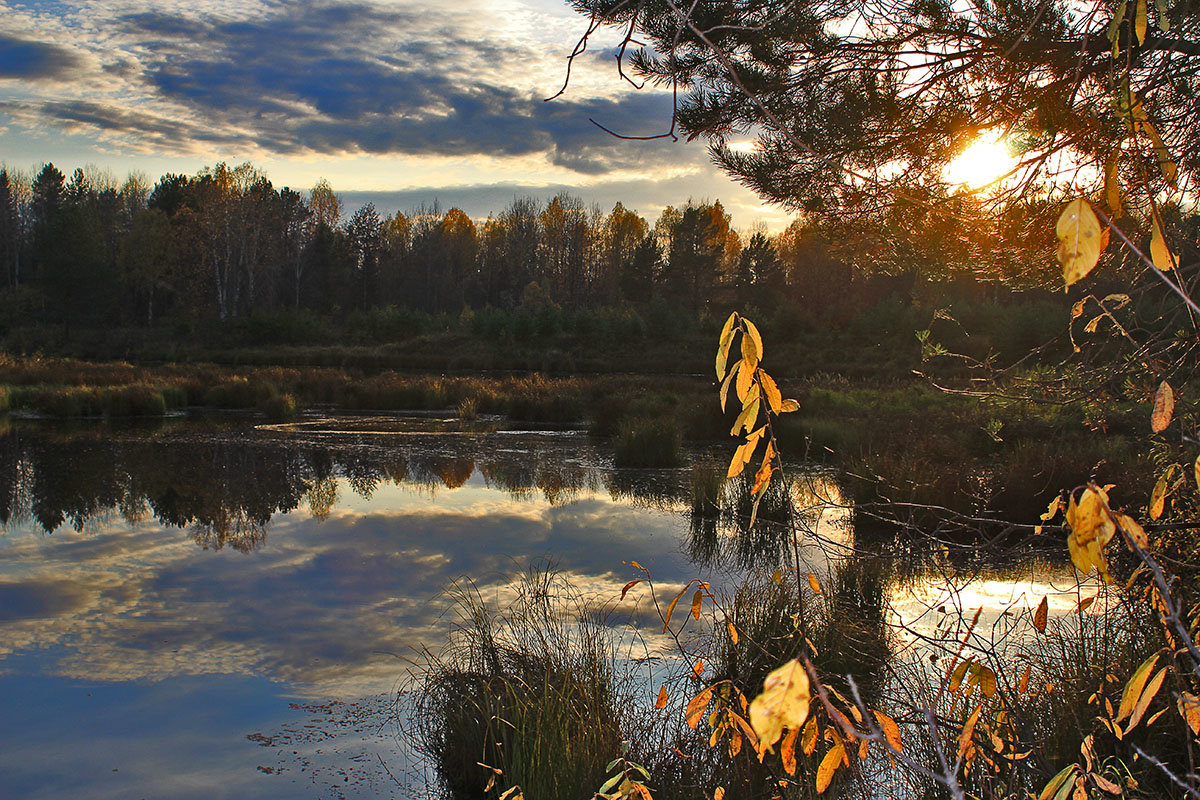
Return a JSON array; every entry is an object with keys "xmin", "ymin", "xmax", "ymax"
[{"xmin": 943, "ymin": 131, "xmax": 1018, "ymax": 189}]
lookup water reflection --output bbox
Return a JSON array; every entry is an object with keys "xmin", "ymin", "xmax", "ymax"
[
  {"xmin": 0, "ymin": 419, "xmax": 665, "ymax": 550},
  {"xmin": 0, "ymin": 415, "xmax": 1094, "ymax": 800}
]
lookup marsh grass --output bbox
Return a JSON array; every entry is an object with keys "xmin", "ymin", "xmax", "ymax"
[
  {"xmin": 614, "ymin": 417, "xmax": 683, "ymax": 468},
  {"xmin": 413, "ymin": 569, "xmax": 643, "ymax": 800},
  {"xmin": 259, "ymin": 393, "xmax": 300, "ymax": 422}
]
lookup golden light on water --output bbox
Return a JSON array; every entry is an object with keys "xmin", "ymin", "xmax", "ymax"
[{"xmin": 943, "ymin": 131, "xmax": 1018, "ymax": 189}]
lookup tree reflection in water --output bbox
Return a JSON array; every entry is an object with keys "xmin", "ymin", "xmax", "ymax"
[{"xmin": 0, "ymin": 420, "xmax": 687, "ymax": 551}]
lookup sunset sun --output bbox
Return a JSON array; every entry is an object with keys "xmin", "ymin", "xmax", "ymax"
[{"xmin": 943, "ymin": 131, "xmax": 1018, "ymax": 189}]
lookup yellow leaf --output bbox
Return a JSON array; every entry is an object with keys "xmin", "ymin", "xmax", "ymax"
[
  {"xmin": 949, "ymin": 660, "xmax": 970, "ymax": 694},
  {"xmin": 743, "ymin": 318, "xmax": 763, "ymax": 364},
  {"xmin": 1126, "ymin": 667, "xmax": 1167, "ymax": 731},
  {"xmin": 1117, "ymin": 654, "xmax": 1160, "ymax": 722},
  {"xmin": 731, "ymin": 397, "xmax": 760, "ymax": 437},
  {"xmin": 663, "ymin": 583, "xmax": 693, "ymax": 632},
  {"xmin": 759, "ymin": 370, "xmax": 782, "ymax": 414},
  {"xmin": 1070, "ymin": 299, "xmax": 1086, "ymax": 320},
  {"xmin": 1041, "ymin": 495, "xmax": 1062, "ymax": 521},
  {"xmin": 735, "ymin": 359, "xmax": 754, "ymax": 403},
  {"xmin": 816, "ymin": 742, "xmax": 843, "ymax": 794},
  {"xmin": 1084, "ymin": 315, "xmax": 1102, "ymax": 334},
  {"xmin": 1104, "ymin": 294, "xmax": 1131, "ymax": 310},
  {"xmin": 1056, "ymin": 199, "xmax": 1104, "ymax": 286},
  {"xmin": 691, "ymin": 589, "xmax": 703, "ymax": 620},
  {"xmin": 874, "ymin": 711, "xmax": 902, "ymax": 752},
  {"xmin": 807, "ymin": 573, "xmax": 822, "ymax": 595},
  {"xmin": 1115, "ymin": 512, "xmax": 1149, "ymax": 550},
  {"xmin": 1149, "ymin": 475, "xmax": 1167, "ymax": 520},
  {"xmin": 1034, "ymin": 595, "xmax": 1048, "ymax": 633},
  {"xmin": 1066, "ymin": 485, "xmax": 1116, "ymax": 579},
  {"xmin": 727, "ymin": 621, "xmax": 739, "ymax": 644},
  {"xmin": 1141, "ymin": 120, "xmax": 1178, "ymax": 186},
  {"xmin": 779, "ymin": 398, "xmax": 800, "ymax": 413},
  {"xmin": 1135, "ymin": 0, "xmax": 1147, "ymax": 44},
  {"xmin": 976, "ymin": 666, "xmax": 998, "ymax": 698},
  {"xmin": 716, "ymin": 316, "xmax": 737, "ymax": 381},
  {"xmin": 801, "ymin": 716, "xmax": 819, "ymax": 755},
  {"xmin": 1105, "ymin": 152, "xmax": 1122, "ymax": 217},
  {"xmin": 686, "ymin": 687, "xmax": 712, "ymax": 729},
  {"xmin": 1151, "ymin": 215, "xmax": 1178, "ymax": 272},
  {"xmin": 748, "ymin": 660, "xmax": 811, "ymax": 752},
  {"xmin": 719, "ymin": 312, "xmax": 737, "ymax": 349},
  {"xmin": 740, "ymin": 328, "xmax": 759, "ymax": 369},
  {"xmin": 958, "ymin": 704, "xmax": 981, "ymax": 759},
  {"xmin": 1178, "ymin": 692, "xmax": 1200, "ymax": 735},
  {"xmin": 719, "ymin": 362, "xmax": 738, "ymax": 413},
  {"xmin": 728, "ymin": 444, "xmax": 749, "ymax": 479},
  {"xmin": 780, "ymin": 726, "xmax": 798, "ymax": 775},
  {"xmin": 657, "ymin": 684, "xmax": 668, "ymax": 709},
  {"xmin": 1194, "ymin": 453, "xmax": 1200, "ymax": 492},
  {"xmin": 1038, "ymin": 765, "xmax": 1078, "ymax": 800},
  {"xmin": 1151, "ymin": 380, "xmax": 1174, "ymax": 434}
]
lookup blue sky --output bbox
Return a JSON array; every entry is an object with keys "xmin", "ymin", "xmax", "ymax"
[{"xmin": 0, "ymin": 0, "xmax": 787, "ymax": 228}]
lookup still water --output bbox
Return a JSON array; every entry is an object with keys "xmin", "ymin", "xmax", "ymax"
[{"xmin": 0, "ymin": 414, "xmax": 1082, "ymax": 799}]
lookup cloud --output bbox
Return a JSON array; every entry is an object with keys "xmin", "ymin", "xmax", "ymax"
[
  {"xmin": 0, "ymin": 34, "xmax": 85, "ymax": 81},
  {"xmin": 0, "ymin": 1, "xmax": 684, "ymax": 172}
]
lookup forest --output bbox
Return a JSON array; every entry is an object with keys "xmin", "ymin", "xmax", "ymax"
[{"xmin": 0, "ymin": 158, "xmax": 1136, "ymax": 356}]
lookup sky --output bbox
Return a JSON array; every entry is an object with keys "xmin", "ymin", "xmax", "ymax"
[{"xmin": 0, "ymin": 0, "xmax": 790, "ymax": 229}]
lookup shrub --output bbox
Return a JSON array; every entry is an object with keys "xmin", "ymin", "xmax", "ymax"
[
  {"xmin": 614, "ymin": 417, "xmax": 682, "ymax": 467},
  {"xmin": 259, "ymin": 393, "xmax": 299, "ymax": 422},
  {"xmin": 34, "ymin": 386, "xmax": 102, "ymax": 417},
  {"xmin": 456, "ymin": 397, "xmax": 477, "ymax": 421},
  {"xmin": 414, "ymin": 570, "xmax": 632, "ymax": 800},
  {"xmin": 102, "ymin": 385, "xmax": 167, "ymax": 417}
]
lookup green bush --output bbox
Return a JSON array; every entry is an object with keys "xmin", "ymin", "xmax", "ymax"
[
  {"xmin": 415, "ymin": 571, "xmax": 630, "ymax": 800},
  {"xmin": 614, "ymin": 417, "xmax": 682, "ymax": 467},
  {"xmin": 34, "ymin": 386, "xmax": 102, "ymax": 417},
  {"xmin": 259, "ymin": 393, "xmax": 299, "ymax": 422},
  {"xmin": 102, "ymin": 385, "xmax": 167, "ymax": 417}
]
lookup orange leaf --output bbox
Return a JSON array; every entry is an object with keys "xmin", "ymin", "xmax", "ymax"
[
  {"xmin": 692, "ymin": 590, "xmax": 703, "ymax": 621},
  {"xmin": 663, "ymin": 582, "xmax": 694, "ymax": 632},
  {"xmin": 621, "ymin": 580, "xmax": 643, "ymax": 601},
  {"xmin": 780, "ymin": 727, "xmax": 798, "ymax": 775},
  {"xmin": 657, "ymin": 685, "xmax": 669, "ymax": 709},
  {"xmin": 801, "ymin": 716, "xmax": 819, "ymax": 755},
  {"xmin": 816, "ymin": 742, "xmax": 844, "ymax": 794},
  {"xmin": 692, "ymin": 660, "xmax": 704, "ymax": 680},
  {"xmin": 685, "ymin": 688, "xmax": 713, "ymax": 729},
  {"xmin": 1127, "ymin": 667, "xmax": 1167, "ymax": 731},
  {"xmin": 727, "ymin": 622, "xmax": 739, "ymax": 645},
  {"xmin": 874, "ymin": 711, "xmax": 902, "ymax": 752},
  {"xmin": 958, "ymin": 705, "xmax": 982, "ymax": 759},
  {"xmin": 807, "ymin": 573, "xmax": 822, "ymax": 595},
  {"xmin": 1151, "ymin": 380, "xmax": 1174, "ymax": 433},
  {"xmin": 1075, "ymin": 595, "xmax": 1096, "ymax": 614},
  {"xmin": 759, "ymin": 370, "xmax": 782, "ymax": 414},
  {"xmin": 1034, "ymin": 596, "xmax": 1048, "ymax": 633}
]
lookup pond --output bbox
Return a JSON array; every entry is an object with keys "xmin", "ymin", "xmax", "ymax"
[{"xmin": 0, "ymin": 413, "xmax": 1089, "ymax": 799}]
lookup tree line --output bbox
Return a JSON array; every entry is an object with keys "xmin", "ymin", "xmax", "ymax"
[{"xmin": 0, "ymin": 160, "xmax": 1025, "ymax": 333}]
